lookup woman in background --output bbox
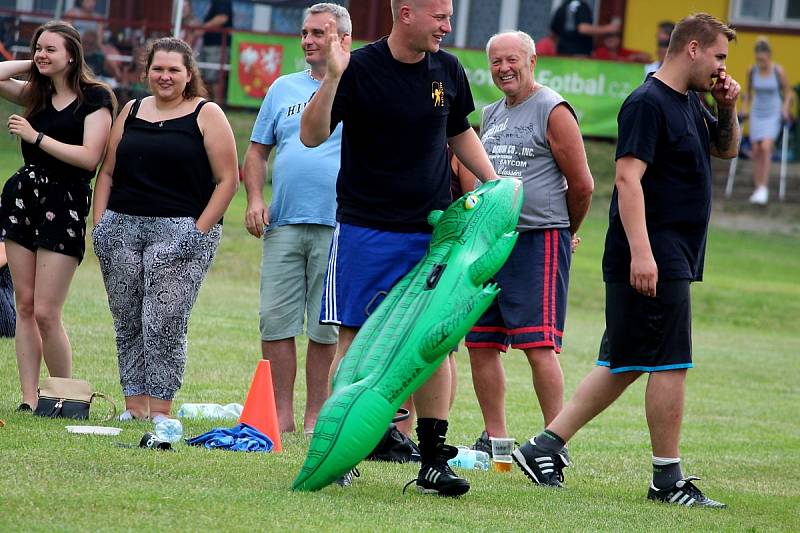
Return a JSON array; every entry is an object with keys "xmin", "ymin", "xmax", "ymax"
[
  {"xmin": 745, "ymin": 37, "xmax": 793, "ymax": 205},
  {"xmin": 93, "ymin": 37, "xmax": 238, "ymax": 422},
  {"xmin": 0, "ymin": 20, "xmax": 114, "ymax": 411}
]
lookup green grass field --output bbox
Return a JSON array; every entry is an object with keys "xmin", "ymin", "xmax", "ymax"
[{"xmin": 0, "ymin": 101, "xmax": 798, "ymax": 532}]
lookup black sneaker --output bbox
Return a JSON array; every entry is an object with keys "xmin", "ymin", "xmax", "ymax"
[
  {"xmin": 403, "ymin": 444, "xmax": 470, "ymax": 497},
  {"xmin": 512, "ymin": 437, "xmax": 570, "ymax": 487},
  {"xmin": 16, "ymin": 403, "xmax": 32, "ymax": 412},
  {"xmin": 647, "ymin": 476, "xmax": 726, "ymax": 508},
  {"xmin": 333, "ymin": 468, "xmax": 360, "ymax": 487},
  {"xmin": 470, "ymin": 430, "xmax": 492, "ymax": 457}
]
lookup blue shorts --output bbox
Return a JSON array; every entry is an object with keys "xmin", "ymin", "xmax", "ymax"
[
  {"xmin": 465, "ymin": 228, "xmax": 571, "ymax": 353},
  {"xmin": 320, "ymin": 223, "xmax": 430, "ymax": 328}
]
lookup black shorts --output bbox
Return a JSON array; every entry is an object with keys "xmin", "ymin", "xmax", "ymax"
[
  {"xmin": 597, "ymin": 280, "xmax": 693, "ymax": 373},
  {"xmin": 0, "ymin": 165, "xmax": 91, "ymax": 262}
]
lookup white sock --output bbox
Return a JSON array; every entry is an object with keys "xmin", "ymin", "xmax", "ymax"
[{"xmin": 652, "ymin": 455, "xmax": 681, "ymax": 466}]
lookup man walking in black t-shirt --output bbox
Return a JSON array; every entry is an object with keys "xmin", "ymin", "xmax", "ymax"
[
  {"xmin": 514, "ymin": 13, "xmax": 740, "ymax": 508},
  {"xmin": 301, "ymin": 0, "xmax": 500, "ymax": 496}
]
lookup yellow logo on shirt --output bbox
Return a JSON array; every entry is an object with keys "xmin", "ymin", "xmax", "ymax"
[{"xmin": 431, "ymin": 81, "xmax": 444, "ymax": 107}]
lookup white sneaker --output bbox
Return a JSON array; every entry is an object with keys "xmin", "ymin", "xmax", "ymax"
[
  {"xmin": 117, "ymin": 409, "xmax": 145, "ymax": 421},
  {"xmin": 749, "ymin": 186, "xmax": 769, "ymax": 205}
]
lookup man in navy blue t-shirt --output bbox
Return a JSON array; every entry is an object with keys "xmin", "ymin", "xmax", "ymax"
[
  {"xmin": 514, "ymin": 13, "xmax": 740, "ymax": 508},
  {"xmin": 301, "ymin": 0, "xmax": 501, "ymax": 497}
]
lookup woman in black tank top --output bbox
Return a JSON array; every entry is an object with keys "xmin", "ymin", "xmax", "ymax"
[
  {"xmin": 0, "ymin": 21, "xmax": 114, "ymax": 412},
  {"xmin": 92, "ymin": 38, "xmax": 238, "ymax": 422}
]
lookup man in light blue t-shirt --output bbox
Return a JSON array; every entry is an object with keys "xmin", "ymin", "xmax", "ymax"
[{"xmin": 243, "ymin": 3, "xmax": 350, "ymax": 437}]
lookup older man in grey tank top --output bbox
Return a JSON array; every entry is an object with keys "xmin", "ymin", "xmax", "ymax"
[{"xmin": 465, "ymin": 31, "xmax": 594, "ymax": 452}]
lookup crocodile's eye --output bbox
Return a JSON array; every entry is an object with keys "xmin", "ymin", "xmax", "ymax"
[{"xmin": 464, "ymin": 194, "xmax": 479, "ymax": 210}]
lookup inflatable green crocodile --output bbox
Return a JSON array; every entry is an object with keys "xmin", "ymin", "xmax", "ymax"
[{"xmin": 292, "ymin": 177, "xmax": 522, "ymax": 491}]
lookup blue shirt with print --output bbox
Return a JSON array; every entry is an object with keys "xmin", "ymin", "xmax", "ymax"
[{"xmin": 250, "ymin": 70, "xmax": 341, "ymax": 230}]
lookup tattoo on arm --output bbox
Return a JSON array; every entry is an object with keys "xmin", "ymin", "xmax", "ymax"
[{"xmin": 714, "ymin": 107, "xmax": 736, "ymax": 154}]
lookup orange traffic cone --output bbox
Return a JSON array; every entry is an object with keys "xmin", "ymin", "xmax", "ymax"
[{"xmin": 240, "ymin": 360, "xmax": 282, "ymax": 453}]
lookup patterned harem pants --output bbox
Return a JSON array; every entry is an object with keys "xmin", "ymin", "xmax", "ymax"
[{"xmin": 93, "ymin": 210, "xmax": 221, "ymax": 400}]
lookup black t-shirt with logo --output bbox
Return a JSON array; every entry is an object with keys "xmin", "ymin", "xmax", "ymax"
[
  {"xmin": 21, "ymin": 84, "xmax": 114, "ymax": 182},
  {"xmin": 603, "ymin": 75, "xmax": 718, "ymax": 282},
  {"xmin": 331, "ymin": 38, "xmax": 474, "ymax": 232}
]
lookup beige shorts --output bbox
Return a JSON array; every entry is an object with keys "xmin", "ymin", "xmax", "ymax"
[{"xmin": 259, "ymin": 224, "xmax": 338, "ymax": 344}]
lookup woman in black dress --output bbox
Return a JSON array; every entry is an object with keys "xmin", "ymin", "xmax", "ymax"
[{"xmin": 0, "ymin": 21, "xmax": 115, "ymax": 411}]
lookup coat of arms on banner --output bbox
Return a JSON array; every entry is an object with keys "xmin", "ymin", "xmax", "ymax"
[{"xmin": 238, "ymin": 43, "xmax": 284, "ymax": 98}]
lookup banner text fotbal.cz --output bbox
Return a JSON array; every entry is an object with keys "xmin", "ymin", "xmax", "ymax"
[{"xmin": 228, "ymin": 32, "xmax": 648, "ymax": 138}]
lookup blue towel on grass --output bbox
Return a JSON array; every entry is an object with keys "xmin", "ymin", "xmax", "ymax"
[{"xmin": 186, "ymin": 422, "xmax": 273, "ymax": 452}]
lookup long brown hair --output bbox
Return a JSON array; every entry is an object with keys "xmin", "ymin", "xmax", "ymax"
[
  {"xmin": 142, "ymin": 37, "xmax": 208, "ymax": 99},
  {"xmin": 25, "ymin": 20, "xmax": 116, "ymax": 117}
]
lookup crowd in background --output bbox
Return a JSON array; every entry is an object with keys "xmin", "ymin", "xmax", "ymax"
[
  {"xmin": 0, "ymin": 0, "xmax": 675, "ymax": 110},
  {"xmin": 0, "ymin": 1, "xmax": 234, "ymax": 105}
]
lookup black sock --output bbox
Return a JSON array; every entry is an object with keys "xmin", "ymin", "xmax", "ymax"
[
  {"xmin": 416, "ymin": 418, "xmax": 448, "ymax": 464},
  {"xmin": 534, "ymin": 429, "xmax": 566, "ymax": 453},
  {"xmin": 652, "ymin": 458, "xmax": 682, "ymax": 489}
]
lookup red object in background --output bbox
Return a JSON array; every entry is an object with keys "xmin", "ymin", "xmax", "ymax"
[
  {"xmin": 592, "ymin": 46, "xmax": 641, "ymax": 61},
  {"xmin": 536, "ymin": 35, "xmax": 557, "ymax": 56},
  {"xmin": 238, "ymin": 43, "xmax": 284, "ymax": 99}
]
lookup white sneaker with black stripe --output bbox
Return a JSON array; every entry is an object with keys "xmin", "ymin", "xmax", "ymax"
[
  {"xmin": 647, "ymin": 476, "xmax": 726, "ymax": 508},
  {"xmin": 404, "ymin": 444, "xmax": 470, "ymax": 496}
]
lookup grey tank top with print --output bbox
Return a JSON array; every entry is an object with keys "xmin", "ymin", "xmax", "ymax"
[{"xmin": 480, "ymin": 86, "xmax": 572, "ymax": 231}]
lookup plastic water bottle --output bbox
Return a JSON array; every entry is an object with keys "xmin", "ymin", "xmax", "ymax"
[
  {"xmin": 154, "ymin": 418, "xmax": 183, "ymax": 443},
  {"xmin": 177, "ymin": 403, "xmax": 243, "ymax": 419},
  {"xmin": 447, "ymin": 446, "xmax": 490, "ymax": 470}
]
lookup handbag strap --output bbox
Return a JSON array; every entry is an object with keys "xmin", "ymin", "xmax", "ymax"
[{"xmin": 91, "ymin": 392, "xmax": 118, "ymax": 422}]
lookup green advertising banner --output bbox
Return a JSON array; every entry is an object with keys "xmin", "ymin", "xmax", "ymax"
[
  {"xmin": 228, "ymin": 32, "xmax": 647, "ymax": 138},
  {"xmin": 452, "ymin": 50, "xmax": 647, "ymax": 138}
]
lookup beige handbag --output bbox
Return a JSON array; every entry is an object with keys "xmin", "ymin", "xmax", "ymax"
[{"xmin": 34, "ymin": 377, "xmax": 117, "ymax": 420}]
